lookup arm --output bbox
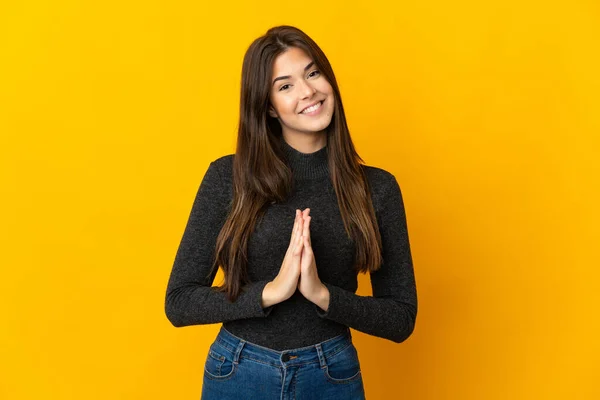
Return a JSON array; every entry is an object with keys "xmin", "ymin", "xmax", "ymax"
[
  {"xmin": 314, "ymin": 173, "xmax": 418, "ymax": 343},
  {"xmin": 164, "ymin": 160, "xmax": 274, "ymax": 327}
]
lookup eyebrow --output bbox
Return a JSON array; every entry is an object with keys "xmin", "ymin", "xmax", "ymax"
[{"xmin": 272, "ymin": 61, "xmax": 315, "ymax": 87}]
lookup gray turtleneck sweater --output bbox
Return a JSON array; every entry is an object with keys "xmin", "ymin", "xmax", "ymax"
[{"xmin": 165, "ymin": 140, "xmax": 418, "ymax": 350}]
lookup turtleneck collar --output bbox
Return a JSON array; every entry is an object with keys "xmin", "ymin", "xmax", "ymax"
[{"xmin": 280, "ymin": 137, "xmax": 330, "ymax": 180}]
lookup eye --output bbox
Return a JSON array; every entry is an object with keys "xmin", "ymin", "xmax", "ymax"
[{"xmin": 278, "ymin": 70, "xmax": 320, "ymax": 92}]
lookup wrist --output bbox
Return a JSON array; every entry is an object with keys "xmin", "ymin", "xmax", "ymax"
[
  {"xmin": 316, "ymin": 283, "xmax": 330, "ymax": 312},
  {"xmin": 261, "ymin": 282, "xmax": 275, "ymax": 308}
]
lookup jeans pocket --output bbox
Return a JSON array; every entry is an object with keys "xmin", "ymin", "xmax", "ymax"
[
  {"xmin": 323, "ymin": 343, "xmax": 362, "ymax": 384},
  {"xmin": 204, "ymin": 342, "xmax": 237, "ymax": 381}
]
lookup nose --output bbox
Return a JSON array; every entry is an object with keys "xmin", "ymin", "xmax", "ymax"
[{"xmin": 299, "ymin": 79, "xmax": 317, "ymax": 99}]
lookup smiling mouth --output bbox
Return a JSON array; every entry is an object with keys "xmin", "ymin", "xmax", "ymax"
[{"xmin": 299, "ymin": 100, "xmax": 324, "ymax": 114}]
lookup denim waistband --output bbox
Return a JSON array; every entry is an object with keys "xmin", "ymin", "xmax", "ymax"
[{"xmin": 214, "ymin": 326, "xmax": 353, "ymax": 368}]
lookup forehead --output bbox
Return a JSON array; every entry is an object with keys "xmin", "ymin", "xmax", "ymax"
[{"xmin": 271, "ymin": 47, "xmax": 313, "ymax": 75}]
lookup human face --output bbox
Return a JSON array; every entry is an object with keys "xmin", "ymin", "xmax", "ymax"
[{"xmin": 268, "ymin": 47, "xmax": 335, "ymax": 139}]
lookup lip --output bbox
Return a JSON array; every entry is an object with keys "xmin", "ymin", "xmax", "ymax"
[{"xmin": 299, "ymin": 100, "xmax": 324, "ymax": 114}]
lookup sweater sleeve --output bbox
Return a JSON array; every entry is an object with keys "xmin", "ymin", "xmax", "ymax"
[
  {"xmin": 314, "ymin": 173, "xmax": 418, "ymax": 343},
  {"xmin": 165, "ymin": 160, "xmax": 274, "ymax": 327}
]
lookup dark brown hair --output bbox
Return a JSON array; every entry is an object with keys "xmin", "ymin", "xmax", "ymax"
[{"xmin": 208, "ymin": 25, "xmax": 383, "ymax": 302}]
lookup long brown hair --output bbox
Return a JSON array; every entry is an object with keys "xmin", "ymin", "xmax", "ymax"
[{"xmin": 209, "ymin": 25, "xmax": 383, "ymax": 302}]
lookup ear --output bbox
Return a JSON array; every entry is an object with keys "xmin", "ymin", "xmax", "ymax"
[{"xmin": 268, "ymin": 106, "xmax": 278, "ymax": 118}]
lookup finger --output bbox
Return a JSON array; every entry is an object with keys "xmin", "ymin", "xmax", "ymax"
[
  {"xmin": 289, "ymin": 209, "xmax": 300, "ymax": 245},
  {"xmin": 286, "ymin": 213, "xmax": 299, "ymax": 259},
  {"xmin": 297, "ymin": 210, "xmax": 304, "ymax": 231},
  {"xmin": 304, "ymin": 216, "xmax": 312, "ymax": 245},
  {"xmin": 302, "ymin": 214, "xmax": 309, "ymax": 237},
  {"xmin": 300, "ymin": 209, "xmax": 309, "ymax": 238},
  {"xmin": 293, "ymin": 229, "xmax": 304, "ymax": 256}
]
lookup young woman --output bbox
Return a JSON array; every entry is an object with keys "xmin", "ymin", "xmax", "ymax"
[{"xmin": 165, "ymin": 25, "xmax": 418, "ymax": 399}]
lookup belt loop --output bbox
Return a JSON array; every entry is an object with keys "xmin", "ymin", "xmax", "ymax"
[
  {"xmin": 233, "ymin": 339, "xmax": 245, "ymax": 364},
  {"xmin": 315, "ymin": 343, "xmax": 327, "ymax": 368}
]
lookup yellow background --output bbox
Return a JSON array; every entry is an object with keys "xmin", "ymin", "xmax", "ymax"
[{"xmin": 1, "ymin": 1, "xmax": 599, "ymax": 399}]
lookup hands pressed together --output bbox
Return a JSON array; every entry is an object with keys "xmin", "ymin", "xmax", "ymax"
[{"xmin": 261, "ymin": 208, "xmax": 330, "ymax": 312}]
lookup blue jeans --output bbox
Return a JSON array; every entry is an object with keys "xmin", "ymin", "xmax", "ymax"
[{"xmin": 201, "ymin": 326, "xmax": 366, "ymax": 399}]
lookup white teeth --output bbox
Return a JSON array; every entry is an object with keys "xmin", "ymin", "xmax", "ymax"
[{"xmin": 301, "ymin": 101, "xmax": 322, "ymax": 114}]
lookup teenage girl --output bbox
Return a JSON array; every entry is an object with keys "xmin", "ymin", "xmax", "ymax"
[{"xmin": 165, "ymin": 25, "xmax": 418, "ymax": 400}]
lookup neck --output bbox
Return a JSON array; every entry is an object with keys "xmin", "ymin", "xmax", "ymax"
[
  {"xmin": 281, "ymin": 131, "xmax": 327, "ymax": 154},
  {"xmin": 280, "ymin": 137, "xmax": 329, "ymax": 180}
]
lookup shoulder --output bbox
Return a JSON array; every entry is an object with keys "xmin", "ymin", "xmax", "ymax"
[
  {"xmin": 202, "ymin": 154, "xmax": 234, "ymax": 197},
  {"xmin": 361, "ymin": 164, "xmax": 404, "ymax": 212},
  {"xmin": 210, "ymin": 154, "xmax": 235, "ymax": 176},
  {"xmin": 200, "ymin": 154, "xmax": 233, "ymax": 181},
  {"xmin": 362, "ymin": 164, "xmax": 399, "ymax": 195}
]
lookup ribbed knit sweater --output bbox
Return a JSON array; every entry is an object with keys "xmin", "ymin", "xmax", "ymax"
[{"xmin": 165, "ymin": 139, "xmax": 418, "ymax": 350}]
